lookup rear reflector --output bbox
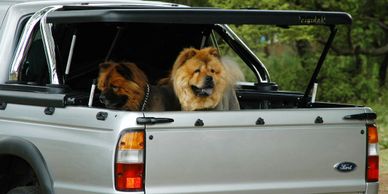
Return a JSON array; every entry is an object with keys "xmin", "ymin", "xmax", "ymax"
[
  {"xmin": 367, "ymin": 155, "xmax": 379, "ymax": 182},
  {"xmin": 367, "ymin": 124, "xmax": 378, "ymax": 144},
  {"xmin": 116, "ymin": 163, "xmax": 144, "ymax": 190},
  {"xmin": 115, "ymin": 131, "xmax": 145, "ymax": 191},
  {"xmin": 119, "ymin": 131, "xmax": 145, "ymax": 150}
]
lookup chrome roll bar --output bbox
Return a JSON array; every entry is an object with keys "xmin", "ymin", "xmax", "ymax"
[{"xmin": 9, "ymin": 5, "xmax": 62, "ymax": 84}]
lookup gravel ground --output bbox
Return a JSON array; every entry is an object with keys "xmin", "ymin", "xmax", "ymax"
[
  {"xmin": 380, "ymin": 149, "xmax": 388, "ymax": 194},
  {"xmin": 381, "ymin": 173, "xmax": 387, "ymax": 194}
]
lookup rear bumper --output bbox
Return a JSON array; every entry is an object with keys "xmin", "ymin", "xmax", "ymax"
[{"xmin": 365, "ymin": 182, "xmax": 379, "ymax": 194}]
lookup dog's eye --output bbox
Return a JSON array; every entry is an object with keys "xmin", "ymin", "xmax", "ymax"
[
  {"xmin": 211, "ymin": 69, "xmax": 215, "ymax": 73},
  {"xmin": 194, "ymin": 69, "xmax": 200, "ymax": 73},
  {"xmin": 112, "ymin": 86, "xmax": 119, "ymax": 92}
]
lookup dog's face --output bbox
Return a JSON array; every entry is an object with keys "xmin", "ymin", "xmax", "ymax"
[
  {"xmin": 97, "ymin": 62, "xmax": 148, "ymax": 111},
  {"xmin": 171, "ymin": 47, "xmax": 227, "ymax": 111}
]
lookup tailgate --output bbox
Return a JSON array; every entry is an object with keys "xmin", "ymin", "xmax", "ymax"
[{"xmin": 144, "ymin": 108, "xmax": 367, "ymax": 194}]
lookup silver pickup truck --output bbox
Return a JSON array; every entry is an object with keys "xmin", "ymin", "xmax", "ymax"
[{"xmin": 0, "ymin": 0, "xmax": 380, "ymax": 194}]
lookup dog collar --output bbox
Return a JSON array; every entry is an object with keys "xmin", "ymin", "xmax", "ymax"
[{"xmin": 141, "ymin": 84, "xmax": 150, "ymax": 111}]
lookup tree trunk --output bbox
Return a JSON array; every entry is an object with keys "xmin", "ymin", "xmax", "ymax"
[
  {"xmin": 379, "ymin": 53, "xmax": 388, "ymax": 86},
  {"xmin": 295, "ymin": 40, "xmax": 311, "ymax": 57},
  {"xmin": 354, "ymin": 46, "xmax": 362, "ymax": 75}
]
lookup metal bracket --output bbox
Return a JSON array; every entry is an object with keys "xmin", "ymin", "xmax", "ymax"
[
  {"xmin": 44, "ymin": 107, "xmax": 55, "ymax": 115},
  {"xmin": 0, "ymin": 102, "xmax": 7, "ymax": 110},
  {"xmin": 315, "ymin": 116, "xmax": 323, "ymax": 124},
  {"xmin": 194, "ymin": 119, "xmax": 204, "ymax": 127},
  {"xmin": 256, "ymin": 117, "xmax": 265, "ymax": 125},
  {"xmin": 96, "ymin": 112, "xmax": 108, "ymax": 121}
]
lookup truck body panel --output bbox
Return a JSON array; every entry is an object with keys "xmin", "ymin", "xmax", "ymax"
[
  {"xmin": 0, "ymin": 103, "xmax": 144, "ymax": 193},
  {"xmin": 144, "ymin": 109, "xmax": 368, "ymax": 194}
]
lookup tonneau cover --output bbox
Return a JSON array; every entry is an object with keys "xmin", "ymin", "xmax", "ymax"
[{"xmin": 47, "ymin": 7, "xmax": 352, "ymax": 25}]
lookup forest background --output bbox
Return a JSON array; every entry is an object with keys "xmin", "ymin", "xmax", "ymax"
[{"xmin": 156, "ymin": 0, "xmax": 388, "ymax": 189}]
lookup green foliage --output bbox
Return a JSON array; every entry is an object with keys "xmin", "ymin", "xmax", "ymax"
[
  {"xmin": 367, "ymin": 89, "xmax": 388, "ymax": 149},
  {"xmin": 228, "ymin": 25, "xmax": 316, "ymax": 51},
  {"xmin": 156, "ymin": 0, "xmax": 388, "ymax": 148},
  {"xmin": 209, "ymin": 0, "xmax": 291, "ymax": 9},
  {"xmin": 317, "ymin": 55, "xmax": 380, "ymax": 102},
  {"xmin": 157, "ymin": 0, "xmax": 211, "ymax": 6},
  {"xmin": 258, "ymin": 52, "xmax": 307, "ymax": 91}
]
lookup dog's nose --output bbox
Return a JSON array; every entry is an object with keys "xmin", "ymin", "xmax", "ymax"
[{"xmin": 204, "ymin": 76, "xmax": 214, "ymax": 88}]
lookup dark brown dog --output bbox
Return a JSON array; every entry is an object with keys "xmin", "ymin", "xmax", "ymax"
[{"xmin": 97, "ymin": 61, "xmax": 180, "ymax": 111}]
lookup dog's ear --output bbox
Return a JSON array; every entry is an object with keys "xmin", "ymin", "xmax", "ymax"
[
  {"xmin": 174, "ymin": 48, "xmax": 197, "ymax": 68},
  {"xmin": 99, "ymin": 62, "xmax": 111, "ymax": 70},
  {"xmin": 99, "ymin": 62, "xmax": 115, "ymax": 76},
  {"xmin": 206, "ymin": 47, "xmax": 220, "ymax": 58},
  {"xmin": 116, "ymin": 63, "xmax": 133, "ymax": 80},
  {"xmin": 97, "ymin": 62, "xmax": 113, "ymax": 90},
  {"xmin": 170, "ymin": 48, "xmax": 197, "ymax": 81},
  {"xmin": 122, "ymin": 62, "xmax": 149, "ymax": 85}
]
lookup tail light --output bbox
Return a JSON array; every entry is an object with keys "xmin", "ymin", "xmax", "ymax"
[
  {"xmin": 115, "ymin": 131, "xmax": 145, "ymax": 191},
  {"xmin": 367, "ymin": 124, "xmax": 379, "ymax": 182}
]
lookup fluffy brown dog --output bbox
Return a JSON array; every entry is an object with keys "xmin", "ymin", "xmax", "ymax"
[
  {"xmin": 97, "ymin": 61, "xmax": 180, "ymax": 111},
  {"xmin": 170, "ymin": 47, "xmax": 240, "ymax": 111}
]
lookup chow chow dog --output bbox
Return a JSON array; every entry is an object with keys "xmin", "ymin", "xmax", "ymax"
[
  {"xmin": 97, "ymin": 61, "xmax": 180, "ymax": 111},
  {"xmin": 168, "ymin": 47, "xmax": 240, "ymax": 111}
]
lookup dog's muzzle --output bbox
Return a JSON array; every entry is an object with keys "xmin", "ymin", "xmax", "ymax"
[
  {"xmin": 191, "ymin": 76, "xmax": 214, "ymax": 97},
  {"xmin": 99, "ymin": 90, "xmax": 128, "ymax": 108}
]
